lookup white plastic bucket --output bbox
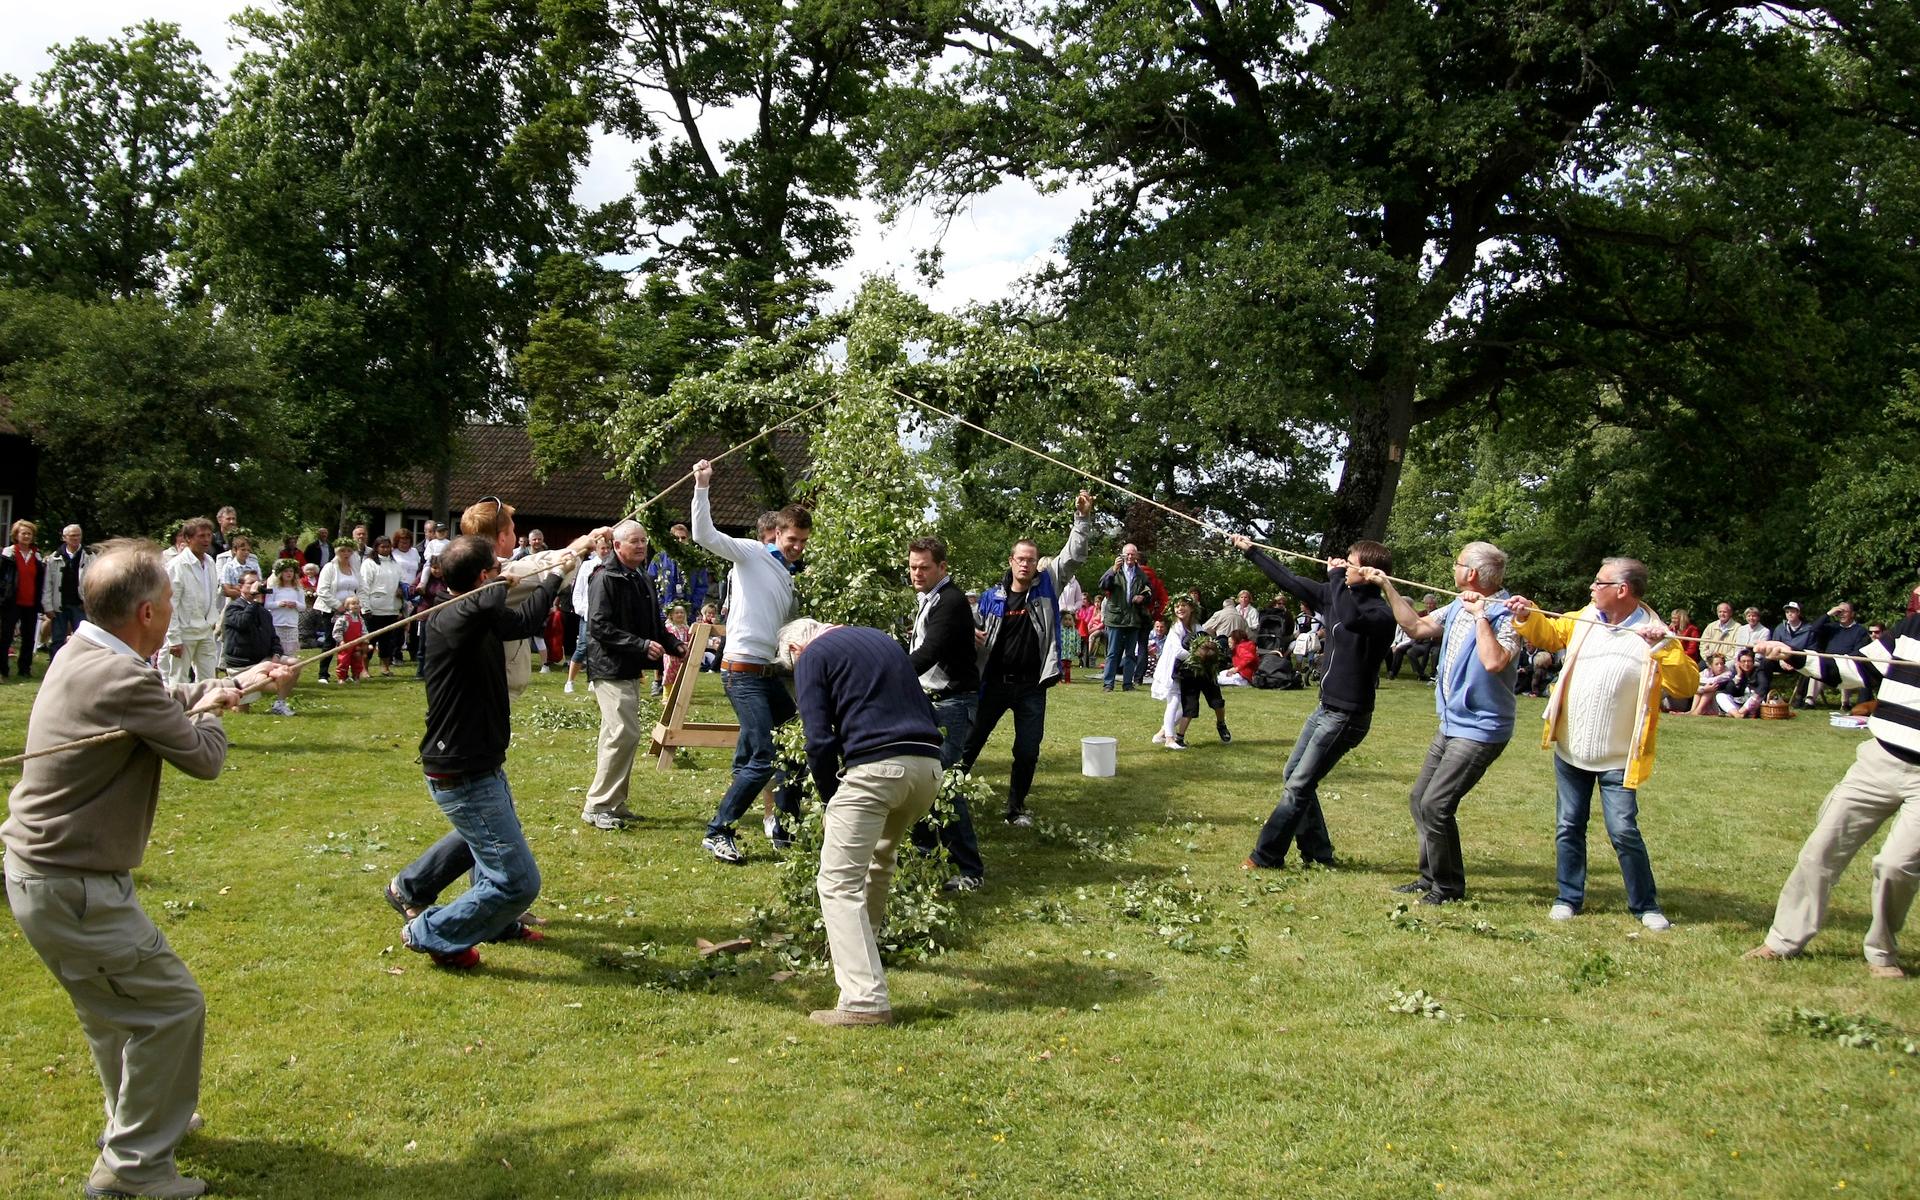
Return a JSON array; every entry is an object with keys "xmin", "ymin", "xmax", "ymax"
[{"xmin": 1081, "ymin": 736, "xmax": 1117, "ymax": 777}]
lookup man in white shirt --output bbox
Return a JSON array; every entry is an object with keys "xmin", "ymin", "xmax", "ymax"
[
  {"xmin": 690, "ymin": 459, "xmax": 810, "ymax": 865},
  {"xmin": 165, "ymin": 518, "xmax": 222, "ymax": 685}
]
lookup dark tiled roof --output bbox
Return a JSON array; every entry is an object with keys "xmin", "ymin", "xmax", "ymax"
[{"xmin": 384, "ymin": 424, "xmax": 810, "ymax": 528}]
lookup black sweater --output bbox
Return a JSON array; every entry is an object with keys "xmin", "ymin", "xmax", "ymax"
[
  {"xmin": 1245, "ymin": 548, "xmax": 1395, "ymax": 714},
  {"xmin": 221, "ymin": 597, "xmax": 276, "ymax": 668},
  {"xmin": 420, "ymin": 574, "xmax": 563, "ymax": 775},
  {"xmin": 795, "ymin": 625, "xmax": 942, "ymax": 800},
  {"xmin": 909, "ymin": 577, "xmax": 979, "ymax": 697}
]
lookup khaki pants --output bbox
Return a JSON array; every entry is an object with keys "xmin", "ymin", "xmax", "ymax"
[
  {"xmin": 166, "ymin": 636, "xmax": 218, "ymax": 686},
  {"xmin": 816, "ymin": 755, "xmax": 940, "ymax": 1013},
  {"xmin": 1765, "ymin": 740, "xmax": 1920, "ymax": 967},
  {"xmin": 584, "ymin": 678, "xmax": 642, "ymax": 817},
  {"xmin": 5, "ymin": 863, "xmax": 204, "ymax": 1184}
]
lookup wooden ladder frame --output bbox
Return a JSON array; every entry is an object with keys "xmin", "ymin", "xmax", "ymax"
[{"xmin": 648, "ymin": 621, "xmax": 741, "ymax": 769}]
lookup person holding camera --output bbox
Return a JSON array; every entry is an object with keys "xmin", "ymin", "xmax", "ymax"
[{"xmin": 220, "ymin": 570, "xmax": 301, "ymax": 716}]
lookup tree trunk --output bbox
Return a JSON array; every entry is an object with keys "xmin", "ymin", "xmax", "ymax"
[{"xmin": 1322, "ymin": 372, "xmax": 1415, "ymax": 555}]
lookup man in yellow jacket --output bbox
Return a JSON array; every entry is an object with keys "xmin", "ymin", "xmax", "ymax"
[{"xmin": 1509, "ymin": 557, "xmax": 1699, "ymax": 930}]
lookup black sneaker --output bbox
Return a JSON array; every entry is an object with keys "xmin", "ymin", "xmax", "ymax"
[
  {"xmin": 1390, "ymin": 881, "xmax": 1427, "ymax": 895},
  {"xmin": 702, "ymin": 831, "xmax": 747, "ymax": 864},
  {"xmin": 942, "ymin": 875, "xmax": 984, "ymax": 893},
  {"xmin": 1217, "ymin": 723, "xmax": 1231, "ymax": 744},
  {"xmin": 1417, "ymin": 890, "xmax": 1456, "ymax": 906},
  {"xmin": 1006, "ymin": 811, "xmax": 1034, "ymax": 828}
]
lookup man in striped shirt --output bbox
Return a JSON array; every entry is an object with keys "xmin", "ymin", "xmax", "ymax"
[{"xmin": 1745, "ymin": 614, "xmax": 1920, "ymax": 979}]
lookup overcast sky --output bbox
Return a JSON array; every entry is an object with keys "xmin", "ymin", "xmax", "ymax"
[{"xmin": 3, "ymin": 2, "xmax": 1087, "ymax": 313}]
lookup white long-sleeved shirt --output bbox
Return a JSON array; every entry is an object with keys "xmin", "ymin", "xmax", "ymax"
[{"xmin": 692, "ymin": 485, "xmax": 796, "ymax": 664}]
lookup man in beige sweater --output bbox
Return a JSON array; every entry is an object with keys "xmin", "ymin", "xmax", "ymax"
[{"xmin": 4, "ymin": 539, "xmax": 286, "ymax": 1199}]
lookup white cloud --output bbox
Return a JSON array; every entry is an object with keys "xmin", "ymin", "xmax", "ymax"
[{"xmin": 7, "ymin": 2, "xmax": 1087, "ymax": 316}]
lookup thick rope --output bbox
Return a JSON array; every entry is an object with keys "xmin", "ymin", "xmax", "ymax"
[{"xmin": 884, "ymin": 383, "xmax": 1897, "ymax": 661}]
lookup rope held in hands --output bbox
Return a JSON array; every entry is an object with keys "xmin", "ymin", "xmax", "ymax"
[
  {"xmin": 883, "ymin": 383, "xmax": 1892, "ymax": 665},
  {"xmin": 1, "ymin": 396, "xmax": 836, "ymax": 770}
]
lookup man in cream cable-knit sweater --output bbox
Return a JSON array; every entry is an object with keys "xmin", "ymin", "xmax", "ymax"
[{"xmin": 1509, "ymin": 558, "xmax": 1699, "ymax": 931}]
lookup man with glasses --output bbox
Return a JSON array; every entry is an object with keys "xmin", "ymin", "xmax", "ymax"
[{"xmin": 1508, "ymin": 560, "xmax": 1699, "ymax": 930}]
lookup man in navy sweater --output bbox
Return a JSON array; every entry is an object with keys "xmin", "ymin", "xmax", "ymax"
[
  {"xmin": 779, "ymin": 618, "xmax": 944, "ymax": 1026},
  {"xmin": 1233, "ymin": 534, "xmax": 1397, "ymax": 870}
]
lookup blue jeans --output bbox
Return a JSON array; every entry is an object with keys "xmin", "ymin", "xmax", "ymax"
[
  {"xmin": 707, "ymin": 670, "xmax": 801, "ymax": 837},
  {"xmin": 406, "ymin": 769, "xmax": 540, "ymax": 954},
  {"xmin": 1131, "ymin": 625, "xmax": 1152, "ymax": 686},
  {"xmin": 1250, "ymin": 703, "xmax": 1372, "ymax": 867},
  {"xmin": 910, "ymin": 693, "xmax": 984, "ymax": 878},
  {"xmin": 961, "ymin": 678, "xmax": 1048, "ymax": 816},
  {"xmin": 1102, "ymin": 625, "xmax": 1139, "ymax": 688},
  {"xmin": 1552, "ymin": 756, "xmax": 1660, "ymax": 915},
  {"xmin": 47, "ymin": 603, "xmax": 87, "ymax": 659}
]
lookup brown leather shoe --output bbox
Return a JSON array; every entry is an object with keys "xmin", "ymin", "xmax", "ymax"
[
  {"xmin": 1743, "ymin": 945, "xmax": 1788, "ymax": 962},
  {"xmin": 809, "ymin": 1007, "xmax": 894, "ymax": 1027}
]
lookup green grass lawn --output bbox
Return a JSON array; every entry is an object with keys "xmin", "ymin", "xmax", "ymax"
[{"xmin": 3, "ymin": 667, "xmax": 1917, "ymax": 1198}]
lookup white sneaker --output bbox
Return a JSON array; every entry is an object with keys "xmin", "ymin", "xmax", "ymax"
[
  {"xmin": 540, "ymin": 664, "xmax": 551, "ymax": 673},
  {"xmin": 763, "ymin": 813, "xmax": 780, "ymax": 839},
  {"xmin": 317, "ymin": 676, "xmax": 331, "ymax": 685},
  {"xmin": 563, "ymin": 680, "xmax": 575, "ymax": 694},
  {"xmin": 1164, "ymin": 739, "xmax": 1188, "ymax": 751},
  {"xmin": 1151, "ymin": 731, "xmax": 1165, "ymax": 745},
  {"xmin": 1640, "ymin": 911, "xmax": 1672, "ymax": 931},
  {"xmin": 1549, "ymin": 903, "xmax": 1577, "ymax": 921}
]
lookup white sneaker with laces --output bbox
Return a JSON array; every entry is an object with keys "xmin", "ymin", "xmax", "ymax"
[
  {"xmin": 1640, "ymin": 911, "xmax": 1672, "ymax": 931},
  {"xmin": 1549, "ymin": 903, "xmax": 1576, "ymax": 921},
  {"xmin": 563, "ymin": 680, "xmax": 575, "ymax": 694}
]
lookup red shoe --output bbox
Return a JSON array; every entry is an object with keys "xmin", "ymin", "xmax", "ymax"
[
  {"xmin": 493, "ymin": 922, "xmax": 545, "ymax": 943},
  {"xmin": 430, "ymin": 947, "xmax": 482, "ymax": 969}
]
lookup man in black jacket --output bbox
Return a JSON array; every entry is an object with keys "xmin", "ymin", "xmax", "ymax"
[
  {"xmin": 904, "ymin": 536, "xmax": 986, "ymax": 890},
  {"xmin": 395, "ymin": 534, "xmax": 577, "ymax": 969},
  {"xmin": 1233, "ymin": 534, "xmax": 1397, "ymax": 870},
  {"xmin": 582, "ymin": 520, "xmax": 683, "ymax": 830},
  {"xmin": 219, "ymin": 571, "xmax": 299, "ymax": 716}
]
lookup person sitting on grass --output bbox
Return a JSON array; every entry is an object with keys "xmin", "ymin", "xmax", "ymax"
[
  {"xmin": 1747, "ymin": 614, "xmax": 1920, "ymax": 979},
  {"xmin": 1716, "ymin": 648, "xmax": 1764, "ymax": 717},
  {"xmin": 1219, "ymin": 628, "xmax": 1258, "ymax": 687},
  {"xmin": 1688, "ymin": 653, "xmax": 1733, "ymax": 716}
]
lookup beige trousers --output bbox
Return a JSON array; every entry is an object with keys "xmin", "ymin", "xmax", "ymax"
[
  {"xmin": 165, "ymin": 636, "xmax": 218, "ymax": 686},
  {"xmin": 5, "ymin": 863, "xmax": 204, "ymax": 1184},
  {"xmin": 584, "ymin": 678, "xmax": 642, "ymax": 816},
  {"xmin": 1765, "ymin": 739, "xmax": 1920, "ymax": 967},
  {"xmin": 816, "ymin": 755, "xmax": 941, "ymax": 1013}
]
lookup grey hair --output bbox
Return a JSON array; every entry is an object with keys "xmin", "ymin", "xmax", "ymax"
[
  {"xmin": 82, "ymin": 539, "xmax": 171, "ymax": 627},
  {"xmin": 611, "ymin": 519, "xmax": 645, "ymax": 542},
  {"xmin": 1602, "ymin": 556, "xmax": 1649, "ymax": 597},
  {"xmin": 775, "ymin": 618, "xmax": 832, "ymax": 670},
  {"xmin": 62, "ymin": 523, "xmax": 82, "ymax": 537},
  {"xmin": 1457, "ymin": 541, "xmax": 1507, "ymax": 589}
]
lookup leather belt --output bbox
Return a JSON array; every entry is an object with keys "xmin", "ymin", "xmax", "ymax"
[{"xmin": 722, "ymin": 660, "xmax": 769, "ymax": 674}]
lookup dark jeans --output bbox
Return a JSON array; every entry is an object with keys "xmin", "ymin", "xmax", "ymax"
[
  {"xmin": 707, "ymin": 670, "xmax": 801, "ymax": 838},
  {"xmin": 404, "ymin": 769, "xmax": 540, "ymax": 954},
  {"xmin": 1131, "ymin": 625, "xmax": 1152, "ymax": 687},
  {"xmin": 47, "ymin": 603, "xmax": 86, "ymax": 660},
  {"xmin": 1553, "ymin": 755, "xmax": 1660, "ymax": 916},
  {"xmin": 1407, "ymin": 732, "xmax": 1508, "ymax": 899},
  {"xmin": 1388, "ymin": 641, "xmax": 1434, "ymax": 680},
  {"xmin": 365, "ymin": 613, "xmax": 402, "ymax": 667},
  {"xmin": 1250, "ymin": 703, "xmax": 1372, "ymax": 867},
  {"xmin": 910, "ymin": 693, "xmax": 984, "ymax": 878},
  {"xmin": 312, "ymin": 610, "xmax": 337, "ymax": 680},
  {"xmin": 960, "ymin": 677, "xmax": 1048, "ymax": 818},
  {"xmin": 1102, "ymin": 624, "xmax": 1139, "ymax": 688},
  {"xmin": 0, "ymin": 604, "xmax": 38, "ymax": 677}
]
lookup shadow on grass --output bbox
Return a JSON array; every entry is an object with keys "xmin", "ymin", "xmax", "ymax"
[
  {"xmin": 192, "ymin": 1123, "xmax": 663, "ymax": 1198},
  {"xmin": 903, "ymin": 958, "xmax": 1158, "ymax": 1017}
]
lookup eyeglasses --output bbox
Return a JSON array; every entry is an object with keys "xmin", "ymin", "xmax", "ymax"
[{"xmin": 1590, "ymin": 578, "xmax": 1626, "ymax": 589}]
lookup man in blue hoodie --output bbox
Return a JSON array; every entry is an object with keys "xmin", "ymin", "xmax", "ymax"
[{"xmin": 1357, "ymin": 543, "xmax": 1520, "ymax": 904}]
